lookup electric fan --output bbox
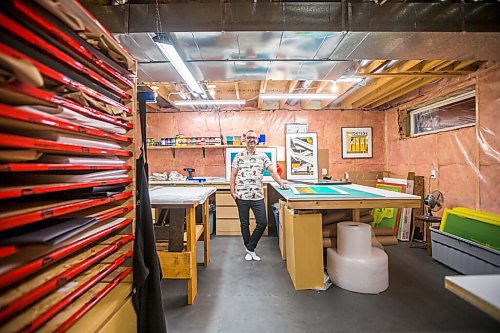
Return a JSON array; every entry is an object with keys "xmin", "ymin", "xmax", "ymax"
[{"xmin": 423, "ymin": 190, "xmax": 444, "ymax": 218}]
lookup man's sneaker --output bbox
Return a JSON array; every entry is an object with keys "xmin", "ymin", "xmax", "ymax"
[
  {"xmin": 247, "ymin": 250, "xmax": 261, "ymax": 261},
  {"xmin": 244, "ymin": 253, "xmax": 252, "ymax": 261}
]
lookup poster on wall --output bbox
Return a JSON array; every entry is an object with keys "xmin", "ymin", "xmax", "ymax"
[
  {"xmin": 341, "ymin": 127, "xmax": 373, "ymax": 158},
  {"xmin": 225, "ymin": 147, "xmax": 277, "ymax": 181},
  {"xmin": 285, "ymin": 132, "xmax": 318, "ymax": 180},
  {"xmin": 285, "ymin": 123, "xmax": 308, "ymax": 134}
]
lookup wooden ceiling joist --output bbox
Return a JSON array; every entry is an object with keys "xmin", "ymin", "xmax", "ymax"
[
  {"xmin": 257, "ymin": 80, "xmax": 268, "ymax": 109},
  {"xmin": 279, "ymin": 80, "xmax": 299, "ymax": 109},
  {"xmin": 234, "ymin": 82, "xmax": 240, "ymax": 100},
  {"xmin": 353, "ymin": 60, "xmax": 446, "ymax": 108},
  {"xmin": 358, "ymin": 60, "xmax": 387, "ymax": 74},
  {"xmin": 359, "ymin": 72, "xmax": 475, "ymax": 78},
  {"xmin": 338, "ymin": 60, "xmax": 423, "ymax": 108},
  {"xmin": 363, "ymin": 61, "xmax": 459, "ymax": 108},
  {"xmin": 368, "ymin": 61, "xmax": 460, "ymax": 108}
]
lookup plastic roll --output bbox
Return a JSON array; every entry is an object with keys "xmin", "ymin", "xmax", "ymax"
[{"xmin": 337, "ymin": 222, "xmax": 372, "ymax": 258}]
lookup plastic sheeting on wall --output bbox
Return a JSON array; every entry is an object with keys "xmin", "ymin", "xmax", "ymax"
[
  {"xmin": 146, "ymin": 66, "xmax": 499, "ymax": 214},
  {"xmin": 146, "ymin": 108, "xmax": 386, "ymax": 180}
]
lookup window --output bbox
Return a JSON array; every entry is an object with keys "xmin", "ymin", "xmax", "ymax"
[{"xmin": 409, "ymin": 88, "xmax": 476, "ymax": 137}]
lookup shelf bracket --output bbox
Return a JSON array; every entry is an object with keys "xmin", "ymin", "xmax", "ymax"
[
  {"xmin": 202, "ymin": 147, "xmax": 206, "ymax": 158},
  {"xmin": 172, "ymin": 148, "xmax": 176, "ymax": 158}
]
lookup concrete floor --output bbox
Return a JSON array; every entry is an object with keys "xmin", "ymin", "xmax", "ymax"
[{"xmin": 161, "ymin": 237, "xmax": 499, "ymax": 333}]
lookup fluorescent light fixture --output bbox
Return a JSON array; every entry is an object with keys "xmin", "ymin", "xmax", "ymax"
[
  {"xmin": 260, "ymin": 93, "xmax": 338, "ymax": 100},
  {"xmin": 330, "ymin": 80, "xmax": 339, "ymax": 93},
  {"xmin": 337, "ymin": 76, "xmax": 363, "ymax": 83},
  {"xmin": 153, "ymin": 34, "xmax": 206, "ymax": 97},
  {"xmin": 174, "ymin": 99, "xmax": 246, "ymax": 106}
]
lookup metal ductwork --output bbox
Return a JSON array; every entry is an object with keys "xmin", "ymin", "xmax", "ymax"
[{"xmin": 83, "ymin": 1, "xmax": 500, "ymax": 85}]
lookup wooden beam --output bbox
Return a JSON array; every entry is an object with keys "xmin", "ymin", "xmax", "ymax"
[
  {"xmin": 358, "ymin": 60, "xmax": 387, "ymax": 74},
  {"xmin": 300, "ymin": 81, "xmax": 327, "ymax": 109},
  {"xmin": 353, "ymin": 60, "xmax": 445, "ymax": 108},
  {"xmin": 367, "ymin": 61, "xmax": 462, "ymax": 108},
  {"xmin": 359, "ymin": 72, "xmax": 475, "ymax": 78},
  {"xmin": 315, "ymin": 81, "xmax": 330, "ymax": 94},
  {"xmin": 257, "ymin": 80, "xmax": 268, "ymax": 109},
  {"xmin": 234, "ymin": 82, "xmax": 240, "ymax": 100},
  {"xmin": 371, "ymin": 77, "xmax": 439, "ymax": 108},
  {"xmin": 279, "ymin": 80, "xmax": 299, "ymax": 109},
  {"xmin": 339, "ymin": 60, "xmax": 423, "ymax": 108}
]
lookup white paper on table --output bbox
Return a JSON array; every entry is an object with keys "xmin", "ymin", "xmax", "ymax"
[{"xmin": 149, "ymin": 186, "xmax": 216, "ymax": 206}]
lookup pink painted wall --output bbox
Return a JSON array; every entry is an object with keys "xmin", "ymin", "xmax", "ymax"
[
  {"xmin": 146, "ymin": 109, "xmax": 386, "ymax": 180},
  {"xmin": 386, "ymin": 66, "xmax": 500, "ymax": 214},
  {"xmin": 146, "ymin": 67, "xmax": 499, "ymax": 214}
]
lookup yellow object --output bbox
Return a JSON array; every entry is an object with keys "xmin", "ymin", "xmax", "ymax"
[
  {"xmin": 452, "ymin": 207, "xmax": 500, "ymax": 226},
  {"xmin": 440, "ymin": 207, "xmax": 500, "ymax": 231},
  {"xmin": 284, "ymin": 209, "xmax": 324, "ymax": 290}
]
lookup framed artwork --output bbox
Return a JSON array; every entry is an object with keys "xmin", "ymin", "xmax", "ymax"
[
  {"xmin": 372, "ymin": 182, "xmax": 405, "ymax": 236},
  {"xmin": 341, "ymin": 127, "xmax": 373, "ymax": 158},
  {"xmin": 285, "ymin": 132, "xmax": 318, "ymax": 180},
  {"xmin": 225, "ymin": 147, "xmax": 277, "ymax": 181},
  {"xmin": 285, "ymin": 123, "xmax": 308, "ymax": 134}
]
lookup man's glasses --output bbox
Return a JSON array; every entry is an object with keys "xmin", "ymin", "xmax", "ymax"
[{"xmin": 246, "ymin": 136, "xmax": 258, "ymax": 140}]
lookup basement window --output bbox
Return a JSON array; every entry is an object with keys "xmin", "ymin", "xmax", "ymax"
[{"xmin": 409, "ymin": 88, "xmax": 476, "ymax": 137}]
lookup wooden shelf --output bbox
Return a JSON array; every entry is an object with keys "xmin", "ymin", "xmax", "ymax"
[
  {"xmin": 149, "ymin": 145, "xmax": 268, "ymax": 157},
  {"xmin": 149, "ymin": 145, "xmax": 269, "ymax": 149}
]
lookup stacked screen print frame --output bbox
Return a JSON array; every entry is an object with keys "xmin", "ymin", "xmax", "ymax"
[{"xmin": 0, "ymin": 1, "xmax": 137, "ymax": 332}]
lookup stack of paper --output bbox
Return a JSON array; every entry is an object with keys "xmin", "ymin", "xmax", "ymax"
[
  {"xmin": 19, "ymin": 170, "xmax": 129, "ymax": 184},
  {"xmin": 0, "ymin": 217, "xmax": 98, "ymax": 245},
  {"xmin": 32, "ymin": 132, "xmax": 123, "ymax": 150},
  {"xmin": 17, "ymin": 105, "xmax": 126, "ymax": 134},
  {"xmin": 37, "ymin": 155, "xmax": 126, "ymax": 165}
]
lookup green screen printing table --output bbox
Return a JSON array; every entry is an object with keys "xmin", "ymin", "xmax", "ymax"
[{"xmin": 270, "ymin": 182, "xmax": 421, "ymax": 290}]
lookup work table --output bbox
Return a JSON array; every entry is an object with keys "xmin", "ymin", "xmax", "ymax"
[{"xmin": 149, "ymin": 177, "xmax": 228, "ymax": 186}]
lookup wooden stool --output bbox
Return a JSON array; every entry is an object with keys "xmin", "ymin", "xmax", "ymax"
[{"xmin": 409, "ymin": 216, "xmax": 442, "ymax": 256}]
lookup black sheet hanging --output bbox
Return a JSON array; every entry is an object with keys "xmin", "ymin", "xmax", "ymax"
[{"xmin": 133, "ymin": 93, "xmax": 167, "ymax": 333}]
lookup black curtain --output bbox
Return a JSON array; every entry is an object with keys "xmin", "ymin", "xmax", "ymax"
[{"xmin": 133, "ymin": 93, "xmax": 167, "ymax": 333}]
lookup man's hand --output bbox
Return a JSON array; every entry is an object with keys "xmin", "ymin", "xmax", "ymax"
[
  {"xmin": 280, "ymin": 182, "xmax": 289, "ymax": 190},
  {"xmin": 231, "ymin": 192, "xmax": 240, "ymax": 200}
]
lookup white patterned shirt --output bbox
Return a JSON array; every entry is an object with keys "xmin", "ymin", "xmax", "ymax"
[{"xmin": 231, "ymin": 150, "xmax": 271, "ymax": 200}]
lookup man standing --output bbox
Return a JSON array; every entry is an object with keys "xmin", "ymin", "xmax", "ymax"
[{"xmin": 230, "ymin": 130, "xmax": 289, "ymax": 261}]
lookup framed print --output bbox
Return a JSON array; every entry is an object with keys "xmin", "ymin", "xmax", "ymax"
[
  {"xmin": 225, "ymin": 147, "xmax": 277, "ymax": 181},
  {"xmin": 285, "ymin": 132, "xmax": 318, "ymax": 180},
  {"xmin": 285, "ymin": 123, "xmax": 309, "ymax": 134},
  {"xmin": 372, "ymin": 182, "xmax": 405, "ymax": 236},
  {"xmin": 341, "ymin": 127, "xmax": 373, "ymax": 158}
]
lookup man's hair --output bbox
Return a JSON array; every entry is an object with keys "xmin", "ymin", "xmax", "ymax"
[{"xmin": 245, "ymin": 130, "xmax": 256, "ymax": 136}]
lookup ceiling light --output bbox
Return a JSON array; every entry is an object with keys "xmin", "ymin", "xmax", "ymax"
[
  {"xmin": 152, "ymin": 34, "xmax": 206, "ymax": 97},
  {"xmin": 174, "ymin": 99, "xmax": 246, "ymax": 106},
  {"xmin": 260, "ymin": 94, "xmax": 338, "ymax": 100},
  {"xmin": 337, "ymin": 76, "xmax": 363, "ymax": 83},
  {"xmin": 330, "ymin": 81, "xmax": 339, "ymax": 93}
]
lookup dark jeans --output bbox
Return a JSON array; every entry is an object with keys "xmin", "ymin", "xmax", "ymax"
[{"xmin": 235, "ymin": 198, "xmax": 267, "ymax": 252}]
